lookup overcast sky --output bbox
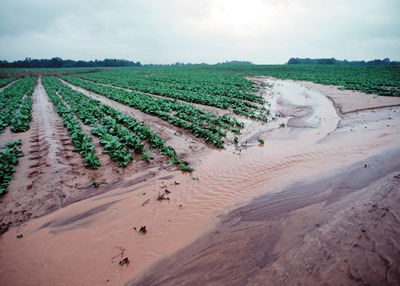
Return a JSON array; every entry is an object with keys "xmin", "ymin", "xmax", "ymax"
[{"xmin": 1, "ymin": 0, "xmax": 399, "ymax": 64}]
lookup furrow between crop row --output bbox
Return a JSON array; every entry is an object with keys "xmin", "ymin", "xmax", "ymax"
[{"xmin": 60, "ymin": 75, "xmax": 244, "ymax": 148}]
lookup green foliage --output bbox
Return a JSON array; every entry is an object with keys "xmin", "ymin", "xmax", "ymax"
[
  {"xmin": 42, "ymin": 77, "xmax": 101, "ymax": 170},
  {"xmin": 258, "ymin": 138, "xmax": 264, "ymax": 145},
  {"xmin": 0, "ymin": 77, "xmax": 17, "ymax": 88},
  {"xmin": 0, "ymin": 77, "xmax": 35, "ymax": 133},
  {"xmin": 97, "ymin": 132, "xmax": 132, "ymax": 167},
  {"xmin": 141, "ymin": 150, "xmax": 152, "ymax": 163},
  {"xmin": 71, "ymin": 68, "xmax": 268, "ymax": 120},
  {"xmin": 0, "ymin": 140, "xmax": 24, "ymax": 195},
  {"xmin": 61, "ymin": 75, "xmax": 240, "ymax": 148},
  {"xmin": 0, "ymin": 57, "xmax": 141, "ymax": 69},
  {"xmin": 178, "ymin": 160, "xmax": 193, "ymax": 173},
  {"xmin": 91, "ymin": 177, "xmax": 99, "ymax": 188},
  {"xmin": 43, "ymin": 76, "xmax": 190, "ymax": 170},
  {"xmin": 85, "ymin": 152, "xmax": 101, "ymax": 170},
  {"xmin": 213, "ymin": 65, "xmax": 400, "ymax": 97}
]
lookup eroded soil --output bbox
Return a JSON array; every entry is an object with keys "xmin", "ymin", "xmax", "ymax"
[
  {"xmin": 0, "ymin": 77, "xmax": 400, "ymax": 286},
  {"xmin": 0, "ymin": 77, "xmax": 208, "ymax": 231},
  {"xmin": 131, "ymin": 151, "xmax": 400, "ymax": 286}
]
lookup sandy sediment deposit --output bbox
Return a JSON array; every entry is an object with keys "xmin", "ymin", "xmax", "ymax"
[{"xmin": 1, "ymin": 77, "xmax": 400, "ymax": 286}]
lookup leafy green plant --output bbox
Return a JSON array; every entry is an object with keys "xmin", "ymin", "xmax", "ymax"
[
  {"xmin": 96, "ymin": 133, "xmax": 132, "ymax": 167},
  {"xmin": 91, "ymin": 177, "xmax": 99, "ymax": 188},
  {"xmin": 42, "ymin": 76, "xmax": 101, "ymax": 170},
  {"xmin": 0, "ymin": 77, "xmax": 35, "ymax": 133},
  {"xmin": 85, "ymin": 152, "xmax": 101, "ymax": 169},
  {"xmin": 0, "ymin": 140, "xmax": 24, "ymax": 195},
  {"xmin": 60, "ymin": 75, "xmax": 246, "ymax": 148},
  {"xmin": 178, "ymin": 160, "xmax": 193, "ymax": 173},
  {"xmin": 141, "ymin": 150, "xmax": 152, "ymax": 163},
  {"xmin": 44, "ymin": 77, "xmax": 189, "ymax": 169},
  {"xmin": 71, "ymin": 68, "xmax": 267, "ymax": 118}
]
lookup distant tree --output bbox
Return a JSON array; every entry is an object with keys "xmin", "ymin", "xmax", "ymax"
[
  {"xmin": 0, "ymin": 57, "xmax": 142, "ymax": 68},
  {"xmin": 216, "ymin": 60, "xmax": 253, "ymax": 65},
  {"xmin": 50, "ymin": 57, "xmax": 63, "ymax": 68},
  {"xmin": 288, "ymin": 58, "xmax": 301, "ymax": 64},
  {"xmin": 317, "ymin": 58, "xmax": 336, "ymax": 65},
  {"xmin": 287, "ymin": 57, "xmax": 399, "ymax": 66}
]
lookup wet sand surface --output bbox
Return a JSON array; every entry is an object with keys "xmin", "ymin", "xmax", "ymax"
[
  {"xmin": 131, "ymin": 150, "xmax": 400, "ymax": 286},
  {"xmin": 1, "ymin": 77, "xmax": 400, "ymax": 286}
]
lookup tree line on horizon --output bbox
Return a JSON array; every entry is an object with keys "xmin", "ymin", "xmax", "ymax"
[
  {"xmin": 287, "ymin": 57, "xmax": 400, "ymax": 66},
  {"xmin": 1, "ymin": 57, "xmax": 398, "ymax": 68},
  {"xmin": 0, "ymin": 58, "xmax": 257, "ymax": 68},
  {"xmin": 0, "ymin": 57, "xmax": 142, "ymax": 69}
]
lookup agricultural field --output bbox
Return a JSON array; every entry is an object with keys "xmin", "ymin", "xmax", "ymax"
[
  {"xmin": 0, "ymin": 66, "xmax": 273, "ymax": 231},
  {"xmin": 0, "ymin": 77, "xmax": 18, "ymax": 88},
  {"xmin": 0, "ymin": 67, "xmax": 101, "ymax": 79},
  {"xmin": 215, "ymin": 64, "xmax": 400, "ymax": 96},
  {"xmin": 1, "ymin": 65, "xmax": 400, "ymax": 222},
  {"xmin": 1, "ymin": 65, "xmax": 400, "ymax": 219},
  {"xmin": 0, "ymin": 77, "xmax": 35, "ymax": 195},
  {"xmin": 1, "ymin": 64, "xmax": 400, "ymax": 286}
]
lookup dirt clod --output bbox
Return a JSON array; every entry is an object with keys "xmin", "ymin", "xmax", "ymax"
[
  {"xmin": 0, "ymin": 224, "xmax": 9, "ymax": 234},
  {"xmin": 119, "ymin": 257, "xmax": 129, "ymax": 266},
  {"xmin": 139, "ymin": 226, "xmax": 147, "ymax": 234},
  {"xmin": 157, "ymin": 194, "xmax": 170, "ymax": 201}
]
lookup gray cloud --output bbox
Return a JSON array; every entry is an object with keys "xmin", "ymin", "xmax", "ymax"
[{"xmin": 1, "ymin": 0, "xmax": 399, "ymax": 64}]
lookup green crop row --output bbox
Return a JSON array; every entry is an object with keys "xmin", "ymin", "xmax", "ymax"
[
  {"xmin": 0, "ymin": 140, "xmax": 24, "ymax": 195},
  {"xmin": 73, "ymin": 69, "xmax": 268, "ymax": 120},
  {"xmin": 0, "ymin": 77, "xmax": 35, "ymax": 133},
  {"xmin": 60, "ymin": 75, "xmax": 244, "ymax": 148},
  {"xmin": 11, "ymin": 87, "xmax": 33, "ymax": 132},
  {"xmin": 0, "ymin": 77, "xmax": 17, "ymax": 88},
  {"xmin": 212, "ymin": 65, "xmax": 400, "ymax": 97},
  {"xmin": 42, "ymin": 77, "xmax": 101, "ymax": 169},
  {"xmin": 76, "ymin": 67, "xmax": 262, "ymax": 102},
  {"xmin": 44, "ymin": 77, "xmax": 192, "ymax": 171}
]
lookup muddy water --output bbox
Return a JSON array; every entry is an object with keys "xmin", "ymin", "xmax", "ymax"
[{"xmin": 1, "ymin": 78, "xmax": 400, "ymax": 286}]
